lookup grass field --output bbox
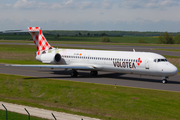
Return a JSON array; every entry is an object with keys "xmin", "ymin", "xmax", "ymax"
[
  {"xmin": 0, "ymin": 40, "xmax": 180, "ymax": 119},
  {"xmin": 0, "ymin": 74, "xmax": 180, "ymax": 120},
  {"xmin": 0, "ymin": 109, "xmax": 47, "ymax": 120},
  {"xmin": 0, "ymin": 44, "xmax": 40, "ymax": 64},
  {"xmin": 1, "ymin": 39, "xmax": 180, "ymax": 48},
  {"xmin": 154, "ymin": 49, "xmax": 180, "ymax": 52},
  {"xmin": 0, "ymin": 34, "xmax": 159, "ymax": 43}
]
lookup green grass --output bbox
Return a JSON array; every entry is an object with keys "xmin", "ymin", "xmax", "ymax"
[
  {"xmin": 163, "ymin": 55, "xmax": 180, "ymax": 58},
  {"xmin": 0, "ymin": 109, "xmax": 47, "ymax": 120},
  {"xmin": 0, "ymin": 73, "xmax": 180, "ymax": 120},
  {"xmin": 0, "ymin": 44, "xmax": 40, "ymax": 64},
  {"xmin": 0, "ymin": 34, "xmax": 31, "ymax": 40},
  {"xmin": 154, "ymin": 49, "xmax": 180, "ymax": 52},
  {"xmin": 1, "ymin": 39, "xmax": 180, "ymax": 47},
  {"xmin": 0, "ymin": 44, "xmax": 36, "ymax": 53},
  {"xmin": 53, "ymin": 36, "xmax": 158, "ymax": 43},
  {"xmin": 0, "ymin": 34, "xmax": 158, "ymax": 43}
]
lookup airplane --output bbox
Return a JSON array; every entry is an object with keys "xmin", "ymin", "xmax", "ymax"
[{"xmin": 7, "ymin": 27, "xmax": 178, "ymax": 84}]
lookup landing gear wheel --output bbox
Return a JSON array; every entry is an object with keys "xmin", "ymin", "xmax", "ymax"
[
  {"xmin": 162, "ymin": 79, "xmax": 167, "ymax": 84},
  {"xmin": 71, "ymin": 70, "xmax": 78, "ymax": 77},
  {"xmin": 90, "ymin": 71, "xmax": 98, "ymax": 76}
]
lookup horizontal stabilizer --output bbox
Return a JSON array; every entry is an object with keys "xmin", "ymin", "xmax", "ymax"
[{"xmin": 3, "ymin": 30, "xmax": 32, "ymax": 33}]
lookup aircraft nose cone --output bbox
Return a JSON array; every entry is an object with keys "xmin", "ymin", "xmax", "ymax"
[
  {"xmin": 171, "ymin": 65, "xmax": 179, "ymax": 75},
  {"xmin": 166, "ymin": 63, "xmax": 179, "ymax": 76},
  {"xmin": 159, "ymin": 63, "xmax": 178, "ymax": 76}
]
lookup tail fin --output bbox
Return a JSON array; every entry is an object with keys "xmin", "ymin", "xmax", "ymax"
[{"xmin": 28, "ymin": 27, "xmax": 53, "ymax": 55}]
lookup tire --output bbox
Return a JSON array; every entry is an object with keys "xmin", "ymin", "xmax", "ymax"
[
  {"xmin": 71, "ymin": 70, "xmax": 78, "ymax": 77},
  {"xmin": 162, "ymin": 79, "xmax": 167, "ymax": 84},
  {"xmin": 90, "ymin": 71, "xmax": 98, "ymax": 76}
]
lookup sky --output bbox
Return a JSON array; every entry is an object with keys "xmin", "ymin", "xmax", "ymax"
[{"xmin": 0, "ymin": 0, "xmax": 180, "ymax": 32}]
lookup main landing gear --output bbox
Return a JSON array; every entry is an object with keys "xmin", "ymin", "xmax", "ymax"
[
  {"xmin": 70, "ymin": 70, "xmax": 98, "ymax": 77},
  {"xmin": 70, "ymin": 69, "xmax": 78, "ymax": 77},
  {"xmin": 90, "ymin": 70, "xmax": 98, "ymax": 76}
]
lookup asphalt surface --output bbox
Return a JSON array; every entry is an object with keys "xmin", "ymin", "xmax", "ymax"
[
  {"xmin": 0, "ymin": 42, "xmax": 180, "ymax": 92},
  {"xmin": 0, "ymin": 64, "xmax": 180, "ymax": 92}
]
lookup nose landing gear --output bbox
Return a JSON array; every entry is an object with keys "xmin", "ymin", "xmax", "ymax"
[
  {"xmin": 162, "ymin": 79, "xmax": 167, "ymax": 84},
  {"xmin": 162, "ymin": 77, "xmax": 168, "ymax": 84}
]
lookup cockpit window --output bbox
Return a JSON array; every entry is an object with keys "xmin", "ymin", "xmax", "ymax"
[
  {"xmin": 154, "ymin": 59, "xmax": 156, "ymax": 62},
  {"xmin": 157, "ymin": 59, "xmax": 168, "ymax": 62}
]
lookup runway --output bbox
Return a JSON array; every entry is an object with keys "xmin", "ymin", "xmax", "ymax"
[{"xmin": 0, "ymin": 63, "xmax": 180, "ymax": 92}]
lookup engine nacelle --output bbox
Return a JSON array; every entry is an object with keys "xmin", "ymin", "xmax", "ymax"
[
  {"xmin": 54, "ymin": 53, "xmax": 61, "ymax": 63},
  {"xmin": 37, "ymin": 53, "xmax": 62, "ymax": 64}
]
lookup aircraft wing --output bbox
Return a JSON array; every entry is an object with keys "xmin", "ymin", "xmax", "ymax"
[{"xmin": 6, "ymin": 64, "xmax": 97, "ymax": 70}]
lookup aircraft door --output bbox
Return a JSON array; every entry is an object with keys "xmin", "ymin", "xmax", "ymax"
[{"xmin": 145, "ymin": 60, "xmax": 149, "ymax": 69}]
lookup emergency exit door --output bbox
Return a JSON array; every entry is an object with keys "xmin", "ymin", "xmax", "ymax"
[{"xmin": 145, "ymin": 60, "xmax": 149, "ymax": 69}]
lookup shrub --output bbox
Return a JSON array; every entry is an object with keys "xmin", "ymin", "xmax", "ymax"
[
  {"xmin": 174, "ymin": 34, "xmax": 180, "ymax": 44},
  {"xmin": 99, "ymin": 36, "xmax": 110, "ymax": 42},
  {"xmin": 138, "ymin": 39, "xmax": 147, "ymax": 43},
  {"xmin": 158, "ymin": 32, "xmax": 174, "ymax": 44}
]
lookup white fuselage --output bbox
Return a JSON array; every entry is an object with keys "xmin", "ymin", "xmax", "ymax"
[{"xmin": 36, "ymin": 48, "xmax": 178, "ymax": 77}]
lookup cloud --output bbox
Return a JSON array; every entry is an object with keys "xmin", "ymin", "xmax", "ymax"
[
  {"xmin": 13, "ymin": 0, "xmax": 38, "ymax": 9},
  {"xmin": 0, "ymin": 3, "xmax": 12, "ymax": 9},
  {"xmin": 101, "ymin": 0, "xmax": 113, "ymax": 9},
  {"xmin": 120, "ymin": 0, "xmax": 180, "ymax": 9},
  {"xmin": 4, "ymin": 0, "xmax": 113, "ymax": 10},
  {"xmin": 1, "ymin": 18, "xmax": 180, "ymax": 32},
  {"xmin": 2, "ymin": 0, "xmax": 179, "ymax": 10}
]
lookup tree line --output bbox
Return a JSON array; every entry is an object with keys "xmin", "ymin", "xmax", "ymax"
[
  {"xmin": 45, "ymin": 30, "xmax": 180, "ymax": 37},
  {"xmin": 158, "ymin": 32, "xmax": 180, "ymax": 44}
]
